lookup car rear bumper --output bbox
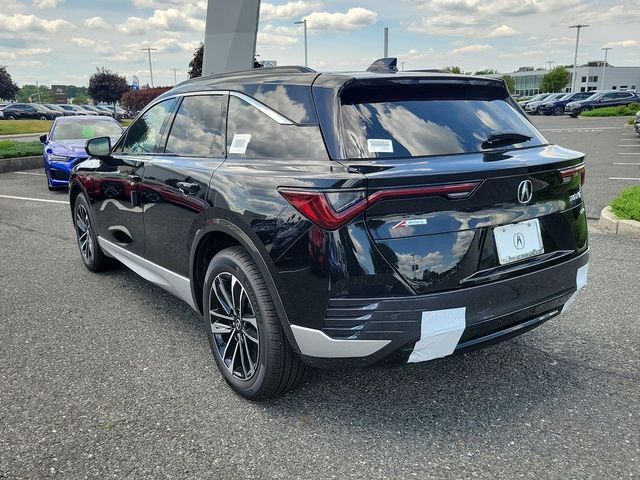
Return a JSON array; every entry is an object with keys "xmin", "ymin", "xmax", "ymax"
[{"xmin": 294, "ymin": 249, "xmax": 589, "ymax": 368}]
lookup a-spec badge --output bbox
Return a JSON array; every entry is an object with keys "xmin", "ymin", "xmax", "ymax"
[{"xmin": 392, "ymin": 218, "xmax": 428, "ymax": 230}]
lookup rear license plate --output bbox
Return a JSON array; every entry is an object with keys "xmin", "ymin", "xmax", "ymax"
[{"xmin": 494, "ymin": 219, "xmax": 544, "ymax": 265}]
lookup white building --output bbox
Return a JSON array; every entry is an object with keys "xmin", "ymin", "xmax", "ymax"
[{"xmin": 495, "ymin": 63, "xmax": 640, "ymax": 96}]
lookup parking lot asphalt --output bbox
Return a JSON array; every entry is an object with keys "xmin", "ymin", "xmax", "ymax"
[
  {"xmin": 530, "ymin": 115, "xmax": 640, "ymax": 218},
  {"xmin": 1, "ymin": 119, "xmax": 639, "ymax": 479}
]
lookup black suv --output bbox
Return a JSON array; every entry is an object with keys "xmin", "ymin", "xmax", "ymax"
[
  {"xmin": 69, "ymin": 62, "xmax": 589, "ymax": 399},
  {"xmin": 540, "ymin": 91, "xmax": 594, "ymax": 116},
  {"xmin": 2, "ymin": 103, "xmax": 61, "ymax": 120},
  {"xmin": 565, "ymin": 90, "xmax": 640, "ymax": 117}
]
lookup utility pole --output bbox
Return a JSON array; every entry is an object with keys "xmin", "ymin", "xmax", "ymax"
[
  {"xmin": 569, "ymin": 24, "xmax": 589, "ymax": 93},
  {"xmin": 35, "ymin": 80, "xmax": 41, "ymax": 103},
  {"xmin": 294, "ymin": 19, "xmax": 308, "ymax": 67},
  {"xmin": 383, "ymin": 27, "xmax": 389, "ymax": 58},
  {"xmin": 170, "ymin": 68, "xmax": 180, "ymax": 85},
  {"xmin": 601, "ymin": 47, "xmax": 612, "ymax": 90},
  {"xmin": 546, "ymin": 60, "xmax": 555, "ymax": 71},
  {"xmin": 140, "ymin": 47, "xmax": 158, "ymax": 87},
  {"xmin": 401, "ymin": 61, "xmax": 405, "ymax": 71}
]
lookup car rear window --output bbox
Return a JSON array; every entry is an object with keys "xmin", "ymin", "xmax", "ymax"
[{"xmin": 341, "ymin": 83, "xmax": 546, "ymax": 159}]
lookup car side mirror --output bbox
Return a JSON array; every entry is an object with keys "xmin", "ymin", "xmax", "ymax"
[
  {"xmin": 86, "ymin": 136, "xmax": 112, "ymax": 158},
  {"xmin": 39, "ymin": 134, "xmax": 47, "ymax": 144}
]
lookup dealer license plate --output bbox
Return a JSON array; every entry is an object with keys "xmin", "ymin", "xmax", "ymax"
[{"xmin": 493, "ymin": 219, "xmax": 544, "ymax": 265}]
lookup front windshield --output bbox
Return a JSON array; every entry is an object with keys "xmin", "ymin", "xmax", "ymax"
[
  {"xmin": 33, "ymin": 104, "xmax": 50, "ymax": 112},
  {"xmin": 51, "ymin": 119, "xmax": 123, "ymax": 141},
  {"xmin": 559, "ymin": 94, "xmax": 572, "ymax": 101}
]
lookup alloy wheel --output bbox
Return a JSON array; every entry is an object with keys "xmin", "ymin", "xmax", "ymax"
[
  {"xmin": 209, "ymin": 272, "xmax": 260, "ymax": 381},
  {"xmin": 75, "ymin": 204, "xmax": 93, "ymax": 262}
]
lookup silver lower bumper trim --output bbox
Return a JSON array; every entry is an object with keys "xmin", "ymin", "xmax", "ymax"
[{"xmin": 290, "ymin": 325, "xmax": 390, "ymax": 358}]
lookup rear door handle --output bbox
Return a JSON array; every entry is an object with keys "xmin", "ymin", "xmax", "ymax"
[{"xmin": 177, "ymin": 181, "xmax": 200, "ymax": 194}]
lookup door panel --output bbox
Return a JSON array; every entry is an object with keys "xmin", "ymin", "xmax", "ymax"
[
  {"xmin": 94, "ymin": 97, "xmax": 177, "ymax": 257},
  {"xmin": 141, "ymin": 94, "xmax": 226, "ymax": 276}
]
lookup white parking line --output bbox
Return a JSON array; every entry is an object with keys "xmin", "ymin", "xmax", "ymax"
[
  {"xmin": 618, "ymin": 145, "xmax": 640, "ymax": 147},
  {"xmin": 618, "ymin": 152, "xmax": 640, "ymax": 155},
  {"xmin": 613, "ymin": 162, "xmax": 640, "ymax": 165},
  {"xmin": 609, "ymin": 177, "xmax": 640, "ymax": 181},
  {"xmin": 0, "ymin": 194, "xmax": 68, "ymax": 204},
  {"xmin": 13, "ymin": 171, "xmax": 46, "ymax": 176}
]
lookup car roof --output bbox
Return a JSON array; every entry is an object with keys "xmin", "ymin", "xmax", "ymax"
[{"xmin": 54, "ymin": 114, "xmax": 118, "ymax": 123}]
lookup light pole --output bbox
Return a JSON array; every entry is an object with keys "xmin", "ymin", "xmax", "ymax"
[
  {"xmin": 569, "ymin": 24, "xmax": 589, "ymax": 92},
  {"xmin": 601, "ymin": 47, "xmax": 612, "ymax": 90},
  {"xmin": 140, "ymin": 47, "xmax": 158, "ymax": 87},
  {"xmin": 546, "ymin": 60, "xmax": 555, "ymax": 71},
  {"xmin": 401, "ymin": 61, "xmax": 405, "ymax": 71},
  {"xmin": 294, "ymin": 19, "xmax": 308, "ymax": 67},
  {"xmin": 170, "ymin": 68, "xmax": 180, "ymax": 85},
  {"xmin": 383, "ymin": 27, "xmax": 389, "ymax": 57}
]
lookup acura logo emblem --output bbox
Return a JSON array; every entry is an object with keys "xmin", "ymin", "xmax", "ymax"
[{"xmin": 517, "ymin": 180, "xmax": 533, "ymax": 204}]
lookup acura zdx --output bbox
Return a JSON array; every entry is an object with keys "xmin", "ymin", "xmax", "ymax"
[{"xmin": 69, "ymin": 60, "xmax": 589, "ymax": 399}]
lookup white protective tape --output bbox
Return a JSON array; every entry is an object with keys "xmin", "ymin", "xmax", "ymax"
[
  {"xmin": 408, "ymin": 307, "xmax": 466, "ymax": 363},
  {"xmin": 561, "ymin": 263, "xmax": 589, "ymax": 314}
]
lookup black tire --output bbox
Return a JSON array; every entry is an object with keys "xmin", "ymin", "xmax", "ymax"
[
  {"xmin": 553, "ymin": 106, "xmax": 564, "ymax": 116},
  {"xmin": 6, "ymin": 114, "xmax": 16, "ymax": 120},
  {"xmin": 39, "ymin": 115, "xmax": 47, "ymax": 120},
  {"xmin": 203, "ymin": 246, "xmax": 306, "ymax": 400},
  {"xmin": 73, "ymin": 193, "xmax": 111, "ymax": 272}
]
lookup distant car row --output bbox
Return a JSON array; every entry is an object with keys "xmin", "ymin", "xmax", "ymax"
[
  {"xmin": 0, "ymin": 103, "xmax": 129, "ymax": 120},
  {"xmin": 520, "ymin": 90, "xmax": 640, "ymax": 117}
]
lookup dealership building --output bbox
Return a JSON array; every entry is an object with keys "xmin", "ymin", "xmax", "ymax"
[{"xmin": 495, "ymin": 63, "xmax": 640, "ymax": 96}]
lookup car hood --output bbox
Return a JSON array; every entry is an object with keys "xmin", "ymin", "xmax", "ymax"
[{"xmin": 47, "ymin": 140, "xmax": 90, "ymax": 157}]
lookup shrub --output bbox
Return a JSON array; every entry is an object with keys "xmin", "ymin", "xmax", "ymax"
[
  {"xmin": 0, "ymin": 140, "xmax": 43, "ymax": 159},
  {"xmin": 611, "ymin": 185, "xmax": 640, "ymax": 222},
  {"xmin": 121, "ymin": 87, "xmax": 171, "ymax": 113},
  {"xmin": 580, "ymin": 102, "xmax": 640, "ymax": 117}
]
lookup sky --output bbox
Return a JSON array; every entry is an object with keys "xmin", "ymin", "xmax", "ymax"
[{"xmin": 1, "ymin": 0, "xmax": 639, "ymax": 87}]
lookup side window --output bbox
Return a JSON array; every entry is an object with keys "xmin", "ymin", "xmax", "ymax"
[
  {"xmin": 226, "ymin": 95, "xmax": 326, "ymax": 160},
  {"xmin": 165, "ymin": 95, "xmax": 224, "ymax": 157},
  {"xmin": 119, "ymin": 99, "xmax": 176, "ymax": 154}
]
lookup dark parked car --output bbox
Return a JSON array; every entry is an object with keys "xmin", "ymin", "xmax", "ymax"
[
  {"xmin": 44, "ymin": 103, "xmax": 74, "ymax": 116},
  {"xmin": 634, "ymin": 111, "xmax": 640, "ymax": 136},
  {"xmin": 69, "ymin": 62, "xmax": 589, "ymax": 399},
  {"xmin": 59, "ymin": 104, "xmax": 88, "ymax": 116},
  {"xmin": 539, "ymin": 92, "xmax": 594, "ymax": 116},
  {"xmin": 565, "ymin": 90, "xmax": 640, "ymax": 117},
  {"xmin": 2, "ymin": 103, "xmax": 61, "ymax": 120}
]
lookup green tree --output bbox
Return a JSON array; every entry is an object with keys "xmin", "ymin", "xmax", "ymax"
[
  {"xmin": 0, "ymin": 67, "xmax": 19, "ymax": 101},
  {"xmin": 474, "ymin": 68, "xmax": 498, "ymax": 75},
  {"xmin": 501, "ymin": 74, "xmax": 516, "ymax": 94},
  {"xmin": 539, "ymin": 66, "xmax": 571, "ymax": 93},
  {"xmin": 16, "ymin": 84, "xmax": 53, "ymax": 103},
  {"xmin": 188, "ymin": 43, "xmax": 204, "ymax": 79},
  {"xmin": 443, "ymin": 66, "xmax": 462, "ymax": 74},
  {"xmin": 88, "ymin": 68, "xmax": 128, "ymax": 114}
]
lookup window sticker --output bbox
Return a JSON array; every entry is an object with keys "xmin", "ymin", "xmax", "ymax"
[
  {"xmin": 229, "ymin": 133, "xmax": 252, "ymax": 154},
  {"xmin": 367, "ymin": 139, "xmax": 393, "ymax": 153},
  {"xmin": 82, "ymin": 126, "xmax": 96, "ymax": 139}
]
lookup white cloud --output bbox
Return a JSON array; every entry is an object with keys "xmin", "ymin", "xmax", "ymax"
[
  {"xmin": 33, "ymin": 0, "xmax": 62, "ymax": 8},
  {"xmin": 84, "ymin": 16, "xmax": 109, "ymax": 29},
  {"xmin": 604, "ymin": 40, "xmax": 640, "ymax": 49},
  {"xmin": 0, "ymin": 13, "xmax": 74, "ymax": 32},
  {"xmin": 261, "ymin": 1, "xmax": 323, "ymax": 20},
  {"xmin": 303, "ymin": 7, "xmax": 377, "ymax": 31},
  {"xmin": 118, "ymin": 8, "xmax": 205, "ymax": 34},
  {"xmin": 71, "ymin": 37, "xmax": 95, "ymax": 48},
  {"xmin": 451, "ymin": 44, "xmax": 492, "ymax": 54},
  {"xmin": 488, "ymin": 25, "xmax": 518, "ymax": 37},
  {"xmin": 128, "ymin": 38, "xmax": 201, "ymax": 53},
  {"xmin": 0, "ymin": 47, "xmax": 52, "ymax": 61},
  {"xmin": 258, "ymin": 32, "xmax": 298, "ymax": 46}
]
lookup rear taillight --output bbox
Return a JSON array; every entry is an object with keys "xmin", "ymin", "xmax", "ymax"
[
  {"xmin": 560, "ymin": 163, "xmax": 586, "ymax": 186},
  {"xmin": 279, "ymin": 182, "xmax": 479, "ymax": 230}
]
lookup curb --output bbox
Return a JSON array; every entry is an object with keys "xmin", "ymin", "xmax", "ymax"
[
  {"xmin": 599, "ymin": 206, "xmax": 640, "ymax": 239},
  {"xmin": 0, "ymin": 132, "xmax": 48, "ymax": 139},
  {"xmin": 0, "ymin": 156, "xmax": 43, "ymax": 173}
]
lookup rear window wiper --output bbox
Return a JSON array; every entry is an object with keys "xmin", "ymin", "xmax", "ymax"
[{"xmin": 481, "ymin": 131, "xmax": 532, "ymax": 149}]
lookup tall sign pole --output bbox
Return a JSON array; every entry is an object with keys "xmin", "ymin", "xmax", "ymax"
[
  {"xmin": 202, "ymin": 0, "xmax": 261, "ymax": 76},
  {"xmin": 601, "ymin": 48, "xmax": 612, "ymax": 90}
]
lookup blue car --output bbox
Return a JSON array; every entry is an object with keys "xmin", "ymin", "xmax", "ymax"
[
  {"xmin": 539, "ymin": 91, "xmax": 594, "ymax": 116},
  {"xmin": 40, "ymin": 115, "xmax": 123, "ymax": 190}
]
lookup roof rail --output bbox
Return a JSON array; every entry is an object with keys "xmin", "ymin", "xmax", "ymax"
[
  {"xmin": 259, "ymin": 65, "xmax": 317, "ymax": 73},
  {"xmin": 367, "ymin": 58, "xmax": 398, "ymax": 73}
]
